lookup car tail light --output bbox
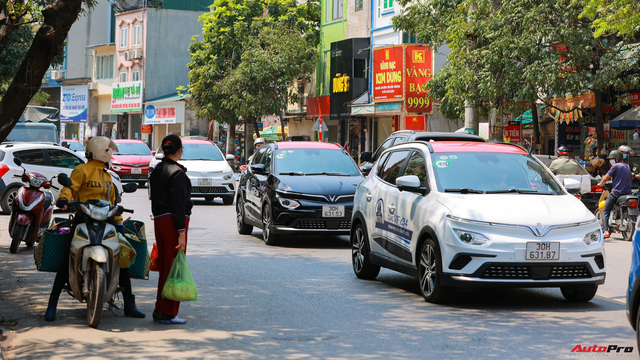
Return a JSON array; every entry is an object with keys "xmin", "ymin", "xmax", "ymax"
[
  {"xmin": 0, "ymin": 165, "xmax": 8, "ymax": 178},
  {"xmin": 591, "ymin": 185, "xmax": 603, "ymax": 193},
  {"xmin": 623, "ymin": 200, "xmax": 639, "ymax": 208},
  {"xmin": 574, "ymin": 194, "xmax": 581, "ymax": 200}
]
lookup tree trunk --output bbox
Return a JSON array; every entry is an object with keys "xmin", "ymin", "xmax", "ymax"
[
  {"xmin": 252, "ymin": 116, "xmax": 260, "ymax": 139},
  {"xmin": 531, "ymin": 102, "xmax": 540, "ymax": 149},
  {"xmin": 0, "ymin": 0, "xmax": 83, "ymax": 142},
  {"xmin": 0, "ymin": 22, "xmax": 18, "ymax": 56},
  {"xmin": 489, "ymin": 108, "xmax": 501, "ymax": 142},
  {"xmin": 227, "ymin": 124, "xmax": 236, "ymax": 161},
  {"xmin": 594, "ymin": 88, "xmax": 604, "ymax": 153}
]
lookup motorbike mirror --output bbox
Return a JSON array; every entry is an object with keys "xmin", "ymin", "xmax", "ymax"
[
  {"xmin": 13, "ymin": 157, "xmax": 22, "ymax": 166},
  {"xmin": 122, "ymin": 183, "xmax": 138, "ymax": 193},
  {"xmin": 58, "ymin": 173, "xmax": 73, "ymax": 187}
]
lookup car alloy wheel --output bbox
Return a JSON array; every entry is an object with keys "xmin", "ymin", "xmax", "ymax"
[
  {"xmin": 262, "ymin": 203, "xmax": 279, "ymax": 245},
  {"xmin": 418, "ymin": 239, "xmax": 450, "ymax": 303},
  {"xmin": 351, "ymin": 223, "xmax": 380, "ymax": 280}
]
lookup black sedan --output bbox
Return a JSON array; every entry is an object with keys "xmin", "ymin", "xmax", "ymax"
[{"xmin": 235, "ymin": 141, "xmax": 364, "ymax": 245}]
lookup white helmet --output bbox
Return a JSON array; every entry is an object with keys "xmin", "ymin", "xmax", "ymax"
[
  {"xmin": 619, "ymin": 145, "xmax": 632, "ymax": 153},
  {"xmin": 86, "ymin": 136, "xmax": 118, "ymax": 166},
  {"xmin": 254, "ymin": 137, "xmax": 265, "ymax": 147}
]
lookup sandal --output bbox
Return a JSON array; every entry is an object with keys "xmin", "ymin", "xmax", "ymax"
[{"xmin": 603, "ymin": 231, "xmax": 611, "ymax": 239}]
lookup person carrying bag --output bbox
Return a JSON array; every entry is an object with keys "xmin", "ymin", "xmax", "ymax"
[{"xmin": 149, "ymin": 135, "xmax": 193, "ymax": 324}]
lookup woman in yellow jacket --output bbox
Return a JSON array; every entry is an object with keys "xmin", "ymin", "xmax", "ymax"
[{"xmin": 45, "ymin": 137, "xmax": 145, "ymax": 321}]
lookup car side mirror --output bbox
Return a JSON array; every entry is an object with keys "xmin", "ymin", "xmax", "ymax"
[
  {"xmin": 396, "ymin": 175, "xmax": 428, "ymax": 195},
  {"xmin": 155, "ymin": 153, "xmax": 164, "ymax": 160},
  {"xmin": 58, "ymin": 173, "xmax": 72, "ymax": 187},
  {"xmin": 13, "ymin": 157, "xmax": 22, "ymax": 167},
  {"xmin": 226, "ymin": 154, "xmax": 235, "ymax": 161},
  {"xmin": 361, "ymin": 164, "xmax": 373, "ymax": 176},
  {"xmin": 151, "ymin": 150, "xmax": 156, "ymax": 156},
  {"xmin": 251, "ymin": 164, "xmax": 266, "ymax": 175},
  {"xmin": 61, "ymin": 141, "xmax": 70, "ymax": 149},
  {"xmin": 122, "ymin": 183, "xmax": 138, "ymax": 193},
  {"xmin": 360, "ymin": 151, "xmax": 372, "ymax": 162}
]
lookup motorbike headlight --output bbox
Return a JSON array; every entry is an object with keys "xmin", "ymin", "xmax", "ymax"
[
  {"xmin": 88, "ymin": 204, "xmax": 110, "ymax": 221},
  {"xmin": 453, "ymin": 229, "xmax": 491, "ymax": 246},
  {"xmin": 107, "ymin": 207, "xmax": 119, "ymax": 218},
  {"xmin": 79, "ymin": 204, "xmax": 91, "ymax": 216},
  {"xmin": 583, "ymin": 230, "xmax": 602, "ymax": 245},
  {"xmin": 29, "ymin": 175, "xmax": 45, "ymax": 188},
  {"xmin": 278, "ymin": 197, "xmax": 301, "ymax": 210}
]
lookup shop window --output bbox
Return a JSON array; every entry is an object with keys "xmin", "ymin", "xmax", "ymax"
[
  {"xmin": 332, "ymin": 0, "xmax": 343, "ymax": 20},
  {"xmin": 95, "ymin": 55, "xmax": 114, "ymax": 80},
  {"xmin": 120, "ymin": 26, "xmax": 128, "ymax": 49},
  {"xmin": 132, "ymin": 70, "xmax": 140, "ymax": 81},
  {"xmin": 354, "ymin": 58, "xmax": 367, "ymax": 78},
  {"xmin": 133, "ymin": 25, "xmax": 141, "ymax": 47},
  {"xmin": 119, "ymin": 72, "xmax": 127, "ymax": 82},
  {"xmin": 325, "ymin": 0, "xmax": 330, "ymax": 22},
  {"xmin": 355, "ymin": 0, "xmax": 363, "ymax": 11},
  {"xmin": 323, "ymin": 51, "xmax": 329, "ymax": 95}
]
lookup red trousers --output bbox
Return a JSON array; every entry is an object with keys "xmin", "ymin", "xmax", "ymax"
[{"xmin": 154, "ymin": 215, "xmax": 189, "ymax": 317}]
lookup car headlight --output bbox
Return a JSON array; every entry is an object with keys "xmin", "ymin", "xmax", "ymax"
[
  {"xmin": 583, "ymin": 230, "xmax": 602, "ymax": 245},
  {"xmin": 278, "ymin": 197, "xmax": 301, "ymax": 210},
  {"xmin": 223, "ymin": 173, "xmax": 233, "ymax": 180},
  {"xmin": 112, "ymin": 166, "xmax": 122, "ymax": 171},
  {"xmin": 453, "ymin": 229, "xmax": 491, "ymax": 246}
]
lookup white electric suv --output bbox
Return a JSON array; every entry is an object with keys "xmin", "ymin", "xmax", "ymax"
[{"xmin": 351, "ymin": 140, "xmax": 605, "ymax": 303}]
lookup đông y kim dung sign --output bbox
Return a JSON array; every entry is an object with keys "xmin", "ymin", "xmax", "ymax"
[
  {"xmin": 111, "ymin": 81, "xmax": 143, "ymax": 113},
  {"xmin": 373, "ymin": 45, "xmax": 404, "ymax": 102},
  {"xmin": 405, "ymin": 45, "xmax": 434, "ymax": 114}
]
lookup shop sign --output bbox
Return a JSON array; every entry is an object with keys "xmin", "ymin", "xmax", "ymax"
[
  {"xmin": 373, "ymin": 46, "xmax": 404, "ymax": 102},
  {"xmin": 503, "ymin": 121, "xmax": 521, "ymax": 144},
  {"xmin": 404, "ymin": 46, "xmax": 433, "ymax": 114},
  {"xmin": 111, "ymin": 81, "xmax": 143, "ymax": 113},
  {"xmin": 351, "ymin": 104, "xmax": 375, "ymax": 115},
  {"xmin": 376, "ymin": 102, "xmax": 402, "ymax": 113},
  {"xmin": 144, "ymin": 104, "xmax": 177, "ymax": 124},
  {"xmin": 141, "ymin": 125, "xmax": 152, "ymax": 134},
  {"xmin": 624, "ymin": 92, "xmax": 640, "ymax": 105},
  {"xmin": 332, "ymin": 74, "xmax": 350, "ymax": 93},
  {"xmin": 405, "ymin": 115, "xmax": 426, "ymax": 131},
  {"xmin": 61, "ymin": 85, "xmax": 88, "ymax": 123}
]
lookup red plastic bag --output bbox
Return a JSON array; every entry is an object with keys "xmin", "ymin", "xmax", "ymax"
[{"xmin": 150, "ymin": 243, "xmax": 159, "ymax": 272}]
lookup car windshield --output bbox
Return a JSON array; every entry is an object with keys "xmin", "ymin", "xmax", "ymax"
[
  {"xmin": 68, "ymin": 142, "xmax": 85, "ymax": 152},
  {"xmin": 275, "ymin": 148, "xmax": 360, "ymax": 176},
  {"xmin": 181, "ymin": 143, "xmax": 224, "ymax": 161},
  {"xmin": 432, "ymin": 152, "xmax": 564, "ymax": 195},
  {"xmin": 114, "ymin": 142, "xmax": 151, "ymax": 155}
]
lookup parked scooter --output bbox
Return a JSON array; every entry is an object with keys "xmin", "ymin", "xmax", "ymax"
[
  {"xmin": 57, "ymin": 173, "xmax": 137, "ymax": 328},
  {"xmin": 595, "ymin": 182, "xmax": 640, "ymax": 241},
  {"xmin": 8, "ymin": 158, "xmax": 56, "ymax": 254}
]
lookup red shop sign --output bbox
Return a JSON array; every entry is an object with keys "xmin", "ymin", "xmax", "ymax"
[
  {"xmin": 503, "ymin": 121, "xmax": 521, "ymax": 143},
  {"xmin": 373, "ymin": 46, "xmax": 404, "ymax": 102},
  {"xmin": 404, "ymin": 45, "xmax": 434, "ymax": 114},
  {"xmin": 405, "ymin": 115, "xmax": 426, "ymax": 131},
  {"xmin": 141, "ymin": 125, "xmax": 152, "ymax": 134}
]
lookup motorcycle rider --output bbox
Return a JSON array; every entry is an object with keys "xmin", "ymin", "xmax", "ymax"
[
  {"xmin": 597, "ymin": 150, "xmax": 633, "ymax": 239},
  {"xmin": 549, "ymin": 146, "xmax": 583, "ymax": 175},
  {"xmin": 45, "ymin": 137, "xmax": 145, "ymax": 321},
  {"xmin": 247, "ymin": 137, "xmax": 265, "ymax": 164}
]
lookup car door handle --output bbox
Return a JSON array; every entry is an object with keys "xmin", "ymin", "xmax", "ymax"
[{"xmin": 366, "ymin": 192, "xmax": 372, "ymax": 202}]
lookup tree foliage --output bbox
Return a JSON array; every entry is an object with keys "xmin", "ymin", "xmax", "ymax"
[
  {"xmin": 187, "ymin": 0, "xmax": 320, "ymax": 133},
  {"xmin": 579, "ymin": 0, "xmax": 640, "ymax": 37}
]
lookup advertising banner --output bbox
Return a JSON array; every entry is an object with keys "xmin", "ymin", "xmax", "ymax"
[
  {"xmin": 404, "ymin": 46, "xmax": 434, "ymax": 114},
  {"xmin": 141, "ymin": 125, "xmax": 152, "ymax": 134},
  {"xmin": 144, "ymin": 104, "xmax": 177, "ymax": 124},
  {"xmin": 60, "ymin": 85, "xmax": 88, "ymax": 123},
  {"xmin": 405, "ymin": 115, "xmax": 426, "ymax": 131},
  {"xmin": 111, "ymin": 81, "xmax": 143, "ymax": 113},
  {"xmin": 503, "ymin": 121, "xmax": 521, "ymax": 144},
  {"xmin": 373, "ymin": 46, "xmax": 404, "ymax": 102}
]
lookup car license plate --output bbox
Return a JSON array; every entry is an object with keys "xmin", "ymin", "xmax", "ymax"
[
  {"xmin": 323, "ymin": 205, "xmax": 344, "ymax": 217},
  {"xmin": 526, "ymin": 242, "xmax": 560, "ymax": 260},
  {"xmin": 198, "ymin": 178, "xmax": 213, "ymax": 186},
  {"xmin": 131, "ymin": 168, "xmax": 142, "ymax": 174}
]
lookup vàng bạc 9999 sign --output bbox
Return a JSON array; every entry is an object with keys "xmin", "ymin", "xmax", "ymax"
[{"xmin": 405, "ymin": 45, "xmax": 434, "ymax": 114}]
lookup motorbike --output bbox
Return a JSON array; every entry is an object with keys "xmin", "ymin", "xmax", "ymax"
[
  {"xmin": 57, "ymin": 173, "xmax": 137, "ymax": 328},
  {"xmin": 8, "ymin": 158, "xmax": 56, "ymax": 254},
  {"xmin": 595, "ymin": 182, "xmax": 640, "ymax": 241}
]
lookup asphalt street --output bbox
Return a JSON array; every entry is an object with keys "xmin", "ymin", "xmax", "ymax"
[{"xmin": 0, "ymin": 187, "xmax": 637, "ymax": 360}]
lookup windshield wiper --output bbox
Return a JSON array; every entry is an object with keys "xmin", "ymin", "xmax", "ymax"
[
  {"xmin": 279, "ymin": 171, "xmax": 304, "ymax": 176},
  {"xmin": 445, "ymin": 188, "xmax": 484, "ymax": 194},
  {"xmin": 305, "ymin": 172, "xmax": 348, "ymax": 176},
  {"xmin": 486, "ymin": 188, "xmax": 539, "ymax": 194},
  {"xmin": 184, "ymin": 158, "xmax": 212, "ymax": 161}
]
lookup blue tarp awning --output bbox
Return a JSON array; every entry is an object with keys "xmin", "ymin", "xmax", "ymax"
[{"xmin": 611, "ymin": 107, "xmax": 640, "ymax": 129}]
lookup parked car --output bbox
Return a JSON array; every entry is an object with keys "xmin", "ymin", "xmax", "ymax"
[
  {"xmin": 627, "ymin": 220, "xmax": 640, "ymax": 348},
  {"xmin": 359, "ymin": 131, "xmax": 485, "ymax": 175},
  {"xmin": 235, "ymin": 141, "xmax": 364, "ymax": 245},
  {"xmin": 112, "ymin": 140, "xmax": 154, "ymax": 187},
  {"xmin": 149, "ymin": 139, "xmax": 235, "ymax": 204},
  {"xmin": 0, "ymin": 142, "xmax": 122, "ymax": 213},
  {"xmin": 352, "ymin": 140, "xmax": 605, "ymax": 303},
  {"xmin": 61, "ymin": 139, "xmax": 86, "ymax": 153},
  {"xmin": 4, "ymin": 123, "xmax": 59, "ymax": 144}
]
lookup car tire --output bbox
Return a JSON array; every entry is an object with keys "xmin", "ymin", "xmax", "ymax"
[
  {"xmin": 636, "ymin": 303, "xmax": 640, "ymax": 349},
  {"xmin": 622, "ymin": 211, "xmax": 636, "ymax": 241},
  {"xmin": 236, "ymin": 197, "xmax": 253, "ymax": 235},
  {"xmin": 351, "ymin": 222, "xmax": 380, "ymax": 280},
  {"xmin": 222, "ymin": 196, "xmax": 234, "ymax": 205},
  {"xmin": 262, "ymin": 202, "xmax": 279, "ymax": 246},
  {"xmin": 1, "ymin": 186, "xmax": 19, "ymax": 214},
  {"xmin": 560, "ymin": 285, "xmax": 598, "ymax": 302},
  {"xmin": 204, "ymin": 196, "xmax": 214, "ymax": 202},
  {"xmin": 418, "ymin": 238, "xmax": 451, "ymax": 304}
]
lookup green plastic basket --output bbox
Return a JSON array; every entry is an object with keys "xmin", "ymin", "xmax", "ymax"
[{"xmin": 34, "ymin": 217, "xmax": 72, "ymax": 272}]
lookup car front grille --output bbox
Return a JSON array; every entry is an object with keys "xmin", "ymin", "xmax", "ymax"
[
  {"xmin": 295, "ymin": 220, "xmax": 351, "ymax": 230},
  {"xmin": 119, "ymin": 174, "xmax": 147, "ymax": 180},
  {"xmin": 481, "ymin": 264, "xmax": 591, "ymax": 280},
  {"xmin": 192, "ymin": 186, "xmax": 228, "ymax": 194}
]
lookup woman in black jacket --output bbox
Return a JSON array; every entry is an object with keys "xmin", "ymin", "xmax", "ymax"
[{"xmin": 149, "ymin": 134, "xmax": 193, "ymax": 324}]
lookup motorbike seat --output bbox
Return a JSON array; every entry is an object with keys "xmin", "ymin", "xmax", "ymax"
[
  {"xmin": 43, "ymin": 191, "xmax": 53, "ymax": 210},
  {"xmin": 617, "ymin": 194, "xmax": 639, "ymax": 204}
]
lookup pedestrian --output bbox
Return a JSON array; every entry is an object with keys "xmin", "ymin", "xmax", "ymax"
[{"xmin": 149, "ymin": 134, "xmax": 193, "ymax": 324}]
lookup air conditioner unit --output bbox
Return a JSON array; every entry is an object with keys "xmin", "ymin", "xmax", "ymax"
[
  {"xmin": 124, "ymin": 50, "xmax": 133, "ymax": 61},
  {"xmin": 133, "ymin": 49, "xmax": 142, "ymax": 59},
  {"xmin": 50, "ymin": 70, "xmax": 65, "ymax": 80},
  {"xmin": 87, "ymin": 82, "xmax": 96, "ymax": 90}
]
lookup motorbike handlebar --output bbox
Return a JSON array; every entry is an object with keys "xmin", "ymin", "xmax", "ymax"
[{"xmin": 121, "ymin": 208, "xmax": 134, "ymax": 214}]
